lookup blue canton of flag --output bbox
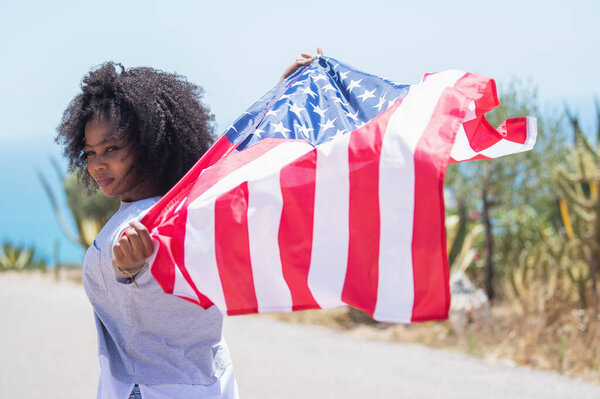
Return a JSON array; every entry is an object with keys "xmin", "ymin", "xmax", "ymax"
[{"xmin": 224, "ymin": 56, "xmax": 410, "ymax": 150}]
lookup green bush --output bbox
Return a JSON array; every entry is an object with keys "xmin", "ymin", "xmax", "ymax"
[{"xmin": 0, "ymin": 243, "xmax": 47, "ymax": 271}]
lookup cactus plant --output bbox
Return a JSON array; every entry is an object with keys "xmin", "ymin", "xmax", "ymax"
[
  {"xmin": 446, "ymin": 202, "xmax": 484, "ymax": 273},
  {"xmin": 552, "ymin": 102, "xmax": 600, "ymax": 311},
  {"xmin": 0, "ymin": 243, "xmax": 47, "ymax": 271}
]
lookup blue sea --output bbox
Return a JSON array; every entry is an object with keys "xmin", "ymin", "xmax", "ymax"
[{"xmin": 0, "ymin": 134, "xmax": 84, "ymax": 265}]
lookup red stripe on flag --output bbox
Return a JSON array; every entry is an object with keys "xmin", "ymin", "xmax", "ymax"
[
  {"xmin": 279, "ymin": 149, "xmax": 320, "ymax": 311},
  {"xmin": 176, "ymin": 139, "xmax": 295, "ymax": 307},
  {"xmin": 452, "ymin": 73, "xmax": 503, "ymax": 152},
  {"xmin": 186, "ymin": 139, "xmax": 304, "ymax": 201},
  {"xmin": 448, "ymin": 153, "xmax": 492, "ymax": 164},
  {"xmin": 475, "ymin": 79, "xmax": 498, "ymax": 116},
  {"xmin": 411, "ymin": 74, "xmax": 492, "ymax": 321},
  {"xmin": 143, "ymin": 134, "xmax": 235, "ymax": 229},
  {"xmin": 342, "ymin": 115, "xmax": 387, "ymax": 316},
  {"xmin": 149, "ymin": 138, "xmax": 298, "ymax": 306},
  {"xmin": 150, "ymin": 212, "xmax": 213, "ymax": 308},
  {"xmin": 144, "ymin": 137, "xmax": 284, "ymax": 248},
  {"xmin": 453, "ymin": 73, "xmax": 499, "ymax": 116},
  {"xmin": 455, "ymin": 73, "xmax": 503, "ymax": 152},
  {"xmin": 214, "ymin": 182, "xmax": 259, "ymax": 315},
  {"xmin": 463, "ymin": 117, "xmax": 503, "ymax": 152},
  {"xmin": 172, "ymin": 208, "xmax": 214, "ymax": 307},
  {"xmin": 150, "ymin": 235, "xmax": 176, "ymax": 295},
  {"xmin": 147, "ymin": 134, "xmax": 236, "ymax": 302},
  {"xmin": 497, "ymin": 117, "xmax": 528, "ymax": 144}
]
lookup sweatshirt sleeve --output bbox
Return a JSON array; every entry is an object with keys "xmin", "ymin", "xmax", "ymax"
[{"xmin": 110, "ymin": 204, "xmax": 155, "ymax": 284}]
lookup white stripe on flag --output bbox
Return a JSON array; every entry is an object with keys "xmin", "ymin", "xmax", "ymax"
[
  {"xmin": 307, "ymin": 133, "xmax": 351, "ymax": 308},
  {"xmin": 172, "ymin": 262, "xmax": 199, "ymax": 301},
  {"xmin": 375, "ymin": 70, "xmax": 465, "ymax": 322},
  {"xmin": 194, "ymin": 141, "xmax": 314, "ymax": 205},
  {"xmin": 186, "ymin": 141, "xmax": 313, "ymax": 314},
  {"xmin": 448, "ymin": 124, "xmax": 477, "ymax": 161},
  {"xmin": 148, "ymin": 236, "xmax": 201, "ymax": 303},
  {"xmin": 184, "ymin": 200, "xmax": 228, "ymax": 312},
  {"xmin": 247, "ymin": 170, "xmax": 293, "ymax": 313},
  {"xmin": 448, "ymin": 100, "xmax": 484, "ymax": 162},
  {"xmin": 464, "ymin": 100, "xmax": 476, "ymax": 121}
]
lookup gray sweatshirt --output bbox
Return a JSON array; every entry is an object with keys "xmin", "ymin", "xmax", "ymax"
[{"xmin": 82, "ymin": 197, "xmax": 231, "ymax": 386}]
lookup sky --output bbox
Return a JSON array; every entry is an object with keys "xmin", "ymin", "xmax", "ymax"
[{"xmin": 0, "ymin": 0, "xmax": 598, "ymax": 263}]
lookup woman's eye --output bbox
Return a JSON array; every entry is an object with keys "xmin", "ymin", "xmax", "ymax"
[
  {"xmin": 84, "ymin": 151, "xmax": 95, "ymax": 157},
  {"xmin": 106, "ymin": 146, "xmax": 119, "ymax": 153}
]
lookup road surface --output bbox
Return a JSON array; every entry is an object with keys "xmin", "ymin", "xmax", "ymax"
[{"xmin": 1, "ymin": 273, "xmax": 598, "ymax": 398}]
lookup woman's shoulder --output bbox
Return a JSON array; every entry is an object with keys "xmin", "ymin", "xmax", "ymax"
[{"xmin": 95, "ymin": 196, "xmax": 161, "ymax": 250}]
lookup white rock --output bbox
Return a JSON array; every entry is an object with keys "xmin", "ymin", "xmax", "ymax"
[{"xmin": 449, "ymin": 271, "xmax": 490, "ymax": 332}]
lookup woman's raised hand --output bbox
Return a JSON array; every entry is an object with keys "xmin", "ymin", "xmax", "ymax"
[
  {"xmin": 113, "ymin": 221, "xmax": 154, "ymax": 279},
  {"xmin": 279, "ymin": 47, "xmax": 323, "ymax": 83}
]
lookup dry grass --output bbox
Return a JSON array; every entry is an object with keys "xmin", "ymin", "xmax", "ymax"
[{"xmin": 271, "ymin": 299, "xmax": 600, "ymax": 384}]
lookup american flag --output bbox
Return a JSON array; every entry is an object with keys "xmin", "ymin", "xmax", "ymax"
[{"xmin": 141, "ymin": 56, "xmax": 536, "ymax": 323}]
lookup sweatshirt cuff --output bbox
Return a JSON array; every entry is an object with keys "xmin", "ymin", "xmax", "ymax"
[{"xmin": 113, "ymin": 262, "xmax": 151, "ymax": 284}]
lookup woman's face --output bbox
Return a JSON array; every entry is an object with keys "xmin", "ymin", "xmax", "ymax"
[{"xmin": 84, "ymin": 119, "xmax": 153, "ymax": 202}]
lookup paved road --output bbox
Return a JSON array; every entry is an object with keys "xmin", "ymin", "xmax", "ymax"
[{"xmin": 1, "ymin": 273, "xmax": 599, "ymax": 399}]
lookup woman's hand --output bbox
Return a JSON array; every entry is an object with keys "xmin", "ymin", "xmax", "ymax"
[
  {"xmin": 279, "ymin": 47, "xmax": 323, "ymax": 83},
  {"xmin": 113, "ymin": 221, "xmax": 154, "ymax": 278}
]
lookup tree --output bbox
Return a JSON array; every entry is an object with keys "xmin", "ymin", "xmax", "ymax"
[{"xmin": 445, "ymin": 78, "xmax": 567, "ymax": 300}]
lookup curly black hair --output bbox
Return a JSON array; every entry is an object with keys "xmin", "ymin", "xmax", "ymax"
[{"xmin": 56, "ymin": 62, "xmax": 215, "ymax": 195}]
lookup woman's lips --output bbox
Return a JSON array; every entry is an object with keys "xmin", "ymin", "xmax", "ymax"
[{"xmin": 96, "ymin": 177, "xmax": 114, "ymax": 187}]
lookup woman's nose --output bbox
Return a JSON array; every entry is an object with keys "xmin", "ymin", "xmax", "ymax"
[{"xmin": 88, "ymin": 155, "xmax": 107, "ymax": 173}]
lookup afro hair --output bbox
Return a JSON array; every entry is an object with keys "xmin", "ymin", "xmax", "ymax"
[{"xmin": 56, "ymin": 61, "xmax": 215, "ymax": 195}]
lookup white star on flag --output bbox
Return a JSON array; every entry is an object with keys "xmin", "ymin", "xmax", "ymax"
[
  {"xmin": 357, "ymin": 88, "xmax": 376, "ymax": 102},
  {"xmin": 345, "ymin": 109, "xmax": 360, "ymax": 122},
  {"xmin": 373, "ymin": 96, "xmax": 387, "ymax": 111},
  {"xmin": 266, "ymin": 109, "xmax": 280, "ymax": 117},
  {"xmin": 301, "ymin": 86, "xmax": 317, "ymax": 98},
  {"xmin": 288, "ymin": 103, "xmax": 305, "ymax": 119},
  {"xmin": 312, "ymin": 104, "xmax": 328, "ymax": 118},
  {"xmin": 347, "ymin": 79, "xmax": 362, "ymax": 93},
  {"xmin": 388, "ymin": 97, "xmax": 401, "ymax": 109},
  {"xmin": 334, "ymin": 97, "xmax": 349, "ymax": 106},
  {"xmin": 319, "ymin": 117, "xmax": 337, "ymax": 132},
  {"xmin": 322, "ymin": 84, "xmax": 336, "ymax": 93},
  {"xmin": 270, "ymin": 121, "xmax": 291, "ymax": 135},
  {"xmin": 295, "ymin": 123, "xmax": 314, "ymax": 138}
]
